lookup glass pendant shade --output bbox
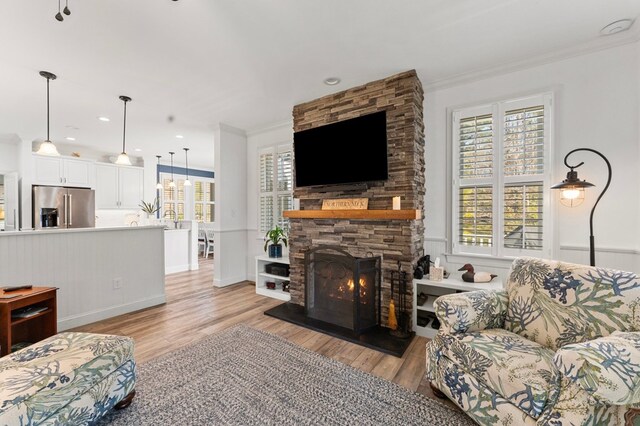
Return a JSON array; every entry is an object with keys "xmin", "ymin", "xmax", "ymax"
[
  {"xmin": 168, "ymin": 151, "xmax": 176, "ymax": 188},
  {"xmin": 183, "ymin": 147, "xmax": 191, "ymax": 186},
  {"xmin": 38, "ymin": 71, "xmax": 60, "ymax": 156},
  {"xmin": 37, "ymin": 140, "xmax": 60, "ymax": 156},
  {"xmin": 117, "ymin": 96, "xmax": 132, "ymax": 166},
  {"xmin": 560, "ymin": 187, "xmax": 585, "ymax": 207},
  {"xmin": 115, "ymin": 152, "xmax": 131, "ymax": 166},
  {"xmin": 155, "ymin": 155, "xmax": 163, "ymax": 189}
]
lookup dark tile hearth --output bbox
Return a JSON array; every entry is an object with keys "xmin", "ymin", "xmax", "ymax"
[{"xmin": 264, "ymin": 302, "xmax": 414, "ymax": 358}]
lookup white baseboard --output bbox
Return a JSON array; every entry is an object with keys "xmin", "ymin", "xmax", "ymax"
[
  {"xmin": 165, "ymin": 264, "xmax": 190, "ymax": 274},
  {"xmin": 214, "ymin": 274, "xmax": 248, "ymax": 287},
  {"xmin": 58, "ymin": 295, "xmax": 166, "ymax": 331}
]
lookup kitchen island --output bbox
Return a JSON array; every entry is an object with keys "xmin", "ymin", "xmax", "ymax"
[{"xmin": 0, "ymin": 225, "xmax": 165, "ymax": 330}]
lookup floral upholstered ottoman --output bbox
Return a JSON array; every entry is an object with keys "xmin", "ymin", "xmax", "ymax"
[{"xmin": 0, "ymin": 332, "xmax": 136, "ymax": 425}]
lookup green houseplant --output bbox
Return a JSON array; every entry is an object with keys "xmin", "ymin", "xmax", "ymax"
[
  {"xmin": 264, "ymin": 225, "xmax": 288, "ymax": 258},
  {"xmin": 139, "ymin": 198, "xmax": 160, "ymax": 217}
]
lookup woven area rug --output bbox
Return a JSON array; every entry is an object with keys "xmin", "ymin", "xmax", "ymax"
[{"xmin": 99, "ymin": 324, "xmax": 473, "ymax": 425}]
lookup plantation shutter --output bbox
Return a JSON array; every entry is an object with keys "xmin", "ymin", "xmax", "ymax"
[
  {"xmin": 459, "ymin": 186, "xmax": 493, "ymax": 247},
  {"xmin": 276, "ymin": 149, "xmax": 293, "ymax": 230},
  {"xmin": 503, "ymin": 184, "xmax": 543, "ymax": 250},
  {"xmin": 457, "ymin": 112, "xmax": 494, "ymax": 249},
  {"xmin": 503, "ymin": 106, "xmax": 545, "ymax": 176},
  {"xmin": 502, "ymin": 105, "xmax": 545, "ymax": 251},
  {"xmin": 259, "ymin": 151, "xmax": 274, "ymax": 233},
  {"xmin": 453, "ymin": 94, "xmax": 550, "ymax": 257},
  {"xmin": 459, "ymin": 114, "xmax": 493, "ymax": 178},
  {"xmin": 258, "ymin": 146, "xmax": 293, "ymax": 234}
]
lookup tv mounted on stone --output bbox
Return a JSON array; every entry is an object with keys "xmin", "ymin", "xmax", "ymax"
[{"xmin": 293, "ymin": 111, "xmax": 388, "ymax": 188}]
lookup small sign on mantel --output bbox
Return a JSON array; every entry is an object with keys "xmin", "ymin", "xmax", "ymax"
[{"xmin": 322, "ymin": 198, "xmax": 369, "ymax": 210}]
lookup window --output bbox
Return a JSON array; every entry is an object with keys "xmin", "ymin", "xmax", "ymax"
[
  {"xmin": 194, "ymin": 180, "xmax": 215, "ymax": 222},
  {"xmin": 452, "ymin": 94, "xmax": 552, "ymax": 257},
  {"xmin": 159, "ymin": 173, "xmax": 215, "ymax": 222},
  {"xmin": 259, "ymin": 145, "xmax": 293, "ymax": 234}
]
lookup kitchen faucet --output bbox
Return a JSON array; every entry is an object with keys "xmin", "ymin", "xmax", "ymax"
[{"xmin": 163, "ymin": 209, "xmax": 179, "ymax": 228}]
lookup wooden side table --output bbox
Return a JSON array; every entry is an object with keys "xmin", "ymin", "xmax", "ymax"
[{"xmin": 0, "ymin": 287, "xmax": 58, "ymax": 356}]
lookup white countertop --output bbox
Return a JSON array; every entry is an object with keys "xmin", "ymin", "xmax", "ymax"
[{"xmin": 0, "ymin": 225, "xmax": 165, "ymax": 237}]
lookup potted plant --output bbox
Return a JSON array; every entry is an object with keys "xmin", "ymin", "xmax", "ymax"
[
  {"xmin": 263, "ymin": 225, "xmax": 288, "ymax": 258},
  {"xmin": 139, "ymin": 198, "xmax": 160, "ymax": 220}
]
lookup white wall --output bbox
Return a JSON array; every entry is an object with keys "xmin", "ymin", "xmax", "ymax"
[
  {"xmin": 0, "ymin": 136, "xmax": 19, "ymax": 172},
  {"xmin": 245, "ymin": 122, "xmax": 293, "ymax": 280},
  {"xmin": 213, "ymin": 124, "xmax": 249, "ymax": 286},
  {"xmin": 424, "ymin": 41, "xmax": 640, "ymax": 275}
]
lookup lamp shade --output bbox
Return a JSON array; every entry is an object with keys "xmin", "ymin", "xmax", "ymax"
[
  {"xmin": 38, "ymin": 71, "xmax": 61, "ymax": 156},
  {"xmin": 115, "ymin": 152, "xmax": 132, "ymax": 166},
  {"xmin": 551, "ymin": 169, "xmax": 594, "ymax": 207},
  {"xmin": 116, "ymin": 95, "xmax": 132, "ymax": 166},
  {"xmin": 37, "ymin": 140, "xmax": 60, "ymax": 156}
]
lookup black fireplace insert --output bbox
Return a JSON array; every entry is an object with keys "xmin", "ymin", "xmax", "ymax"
[{"xmin": 305, "ymin": 246, "xmax": 381, "ymax": 334}]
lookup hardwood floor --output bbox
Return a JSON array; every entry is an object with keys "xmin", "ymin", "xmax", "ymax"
[{"xmin": 73, "ymin": 256, "xmax": 453, "ymax": 407}]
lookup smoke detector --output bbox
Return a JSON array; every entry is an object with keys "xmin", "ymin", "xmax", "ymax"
[
  {"xmin": 600, "ymin": 19, "xmax": 634, "ymax": 36},
  {"xmin": 324, "ymin": 77, "xmax": 341, "ymax": 86}
]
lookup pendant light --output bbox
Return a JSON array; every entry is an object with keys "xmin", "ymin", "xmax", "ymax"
[
  {"xmin": 36, "ymin": 71, "xmax": 61, "ymax": 156},
  {"xmin": 115, "ymin": 96, "xmax": 132, "ymax": 166},
  {"xmin": 183, "ymin": 148, "xmax": 191, "ymax": 186},
  {"xmin": 63, "ymin": 0, "xmax": 71, "ymax": 15},
  {"xmin": 155, "ymin": 155, "xmax": 163, "ymax": 190},
  {"xmin": 168, "ymin": 152, "xmax": 176, "ymax": 188},
  {"xmin": 55, "ymin": 0, "xmax": 64, "ymax": 21}
]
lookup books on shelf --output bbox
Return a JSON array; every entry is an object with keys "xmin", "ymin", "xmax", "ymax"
[{"xmin": 11, "ymin": 306, "xmax": 48, "ymax": 319}]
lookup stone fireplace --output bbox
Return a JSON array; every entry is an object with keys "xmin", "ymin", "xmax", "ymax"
[
  {"xmin": 305, "ymin": 247, "xmax": 381, "ymax": 334},
  {"xmin": 288, "ymin": 70, "xmax": 425, "ymax": 331}
]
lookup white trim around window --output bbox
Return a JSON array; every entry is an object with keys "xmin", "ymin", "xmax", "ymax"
[{"xmin": 451, "ymin": 92, "xmax": 554, "ymax": 260}]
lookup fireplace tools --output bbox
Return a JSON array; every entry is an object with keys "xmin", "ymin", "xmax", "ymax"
[{"xmin": 390, "ymin": 261, "xmax": 411, "ymax": 338}]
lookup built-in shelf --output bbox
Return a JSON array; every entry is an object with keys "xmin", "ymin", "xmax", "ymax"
[
  {"xmin": 283, "ymin": 209, "xmax": 421, "ymax": 220},
  {"xmin": 255, "ymin": 255, "xmax": 291, "ymax": 302}
]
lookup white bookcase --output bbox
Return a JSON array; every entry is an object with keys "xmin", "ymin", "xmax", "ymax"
[
  {"xmin": 255, "ymin": 255, "xmax": 291, "ymax": 302},
  {"xmin": 413, "ymin": 277, "xmax": 503, "ymax": 339}
]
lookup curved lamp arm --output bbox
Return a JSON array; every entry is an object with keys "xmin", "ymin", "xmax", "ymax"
[{"xmin": 562, "ymin": 148, "xmax": 612, "ymax": 266}]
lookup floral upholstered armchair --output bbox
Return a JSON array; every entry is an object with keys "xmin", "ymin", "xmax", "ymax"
[{"xmin": 426, "ymin": 257, "xmax": 640, "ymax": 425}]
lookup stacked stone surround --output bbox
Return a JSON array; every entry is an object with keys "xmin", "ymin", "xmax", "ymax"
[{"xmin": 289, "ymin": 70, "xmax": 425, "ymax": 329}]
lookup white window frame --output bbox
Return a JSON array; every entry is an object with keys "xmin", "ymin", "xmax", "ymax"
[
  {"xmin": 258, "ymin": 143, "xmax": 293, "ymax": 234},
  {"xmin": 159, "ymin": 172, "xmax": 215, "ymax": 222},
  {"xmin": 451, "ymin": 93, "xmax": 554, "ymax": 259}
]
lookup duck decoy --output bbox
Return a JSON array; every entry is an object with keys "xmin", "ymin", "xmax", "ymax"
[{"xmin": 458, "ymin": 264, "xmax": 497, "ymax": 283}]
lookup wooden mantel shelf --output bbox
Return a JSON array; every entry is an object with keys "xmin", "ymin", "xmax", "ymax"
[{"xmin": 283, "ymin": 209, "xmax": 422, "ymax": 220}]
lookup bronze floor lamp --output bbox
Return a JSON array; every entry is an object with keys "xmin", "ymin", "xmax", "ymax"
[{"xmin": 551, "ymin": 148, "xmax": 611, "ymax": 267}]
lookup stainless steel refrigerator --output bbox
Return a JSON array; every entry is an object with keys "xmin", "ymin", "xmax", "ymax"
[{"xmin": 33, "ymin": 186, "xmax": 95, "ymax": 229}]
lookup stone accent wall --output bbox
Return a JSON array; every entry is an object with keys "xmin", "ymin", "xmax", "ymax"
[{"xmin": 289, "ymin": 70, "xmax": 425, "ymax": 329}]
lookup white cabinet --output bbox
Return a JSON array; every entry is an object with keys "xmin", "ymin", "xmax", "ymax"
[
  {"xmin": 33, "ymin": 155, "xmax": 94, "ymax": 188},
  {"xmin": 95, "ymin": 163, "xmax": 143, "ymax": 209},
  {"xmin": 255, "ymin": 255, "xmax": 291, "ymax": 301},
  {"xmin": 412, "ymin": 277, "xmax": 503, "ymax": 338}
]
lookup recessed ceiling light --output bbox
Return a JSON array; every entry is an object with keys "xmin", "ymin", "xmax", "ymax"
[
  {"xmin": 176, "ymin": 134, "xmax": 184, "ymax": 139},
  {"xmin": 134, "ymin": 148, "xmax": 142, "ymax": 152},
  {"xmin": 98, "ymin": 116, "xmax": 110, "ymax": 122},
  {"xmin": 65, "ymin": 125, "xmax": 79, "ymax": 130},
  {"xmin": 65, "ymin": 137, "xmax": 76, "ymax": 141},
  {"xmin": 600, "ymin": 19, "xmax": 634, "ymax": 36},
  {"xmin": 324, "ymin": 77, "xmax": 341, "ymax": 86}
]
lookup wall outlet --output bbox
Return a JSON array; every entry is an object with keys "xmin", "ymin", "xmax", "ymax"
[{"xmin": 113, "ymin": 278, "xmax": 123, "ymax": 289}]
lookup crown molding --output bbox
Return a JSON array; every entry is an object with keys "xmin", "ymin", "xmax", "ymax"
[
  {"xmin": 423, "ymin": 32, "xmax": 640, "ymax": 92},
  {"xmin": 217, "ymin": 123, "xmax": 247, "ymax": 137},
  {"xmin": 246, "ymin": 119, "xmax": 293, "ymax": 137}
]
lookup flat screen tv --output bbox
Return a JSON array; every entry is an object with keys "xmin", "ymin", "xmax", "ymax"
[{"xmin": 294, "ymin": 111, "xmax": 388, "ymax": 188}]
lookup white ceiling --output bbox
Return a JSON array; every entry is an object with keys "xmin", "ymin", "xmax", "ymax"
[{"xmin": 1, "ymin": 0, "xmax": 639, "ymax": 168}]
